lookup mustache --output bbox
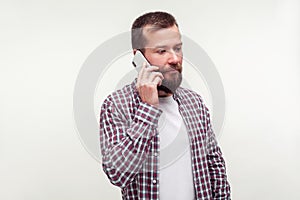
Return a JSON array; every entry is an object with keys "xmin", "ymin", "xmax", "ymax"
[{"xmin": 159, "ymin": 63, "xmax": 182, "ymax": 73}]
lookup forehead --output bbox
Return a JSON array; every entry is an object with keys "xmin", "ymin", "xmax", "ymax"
[{"xmin": 143, "ymin": 25, "xmax": 182, "ymax": 48}]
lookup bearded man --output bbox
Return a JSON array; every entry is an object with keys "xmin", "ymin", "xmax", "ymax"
[{"xmin": 99, "ymin": 11, "xmax": 231, "ymax": 200}]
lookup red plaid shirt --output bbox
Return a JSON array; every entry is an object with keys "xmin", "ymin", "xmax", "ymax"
[{"xmin": 99, "ymin": 80, "xmax": 231, "ymax": 199}]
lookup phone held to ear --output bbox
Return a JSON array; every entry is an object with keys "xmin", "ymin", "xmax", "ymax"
[
  {"xmin": 132, "ymin": 50, "xmax": 151, "ymax": 73},
  {"xmin": 132, "ymin": 50, "xmax": 173, "ymax": 93}
]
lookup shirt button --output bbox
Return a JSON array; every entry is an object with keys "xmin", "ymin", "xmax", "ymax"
[
  {"xmin": 154, "ymin": 152, "xmax": 158, "ymax": 157},
  {"xmin": 152, "ymin": 179, "xmax": 157, "ymax": 184}
]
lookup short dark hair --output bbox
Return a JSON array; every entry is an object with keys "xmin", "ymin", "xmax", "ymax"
[{"xmin": 131, "ymin": 11, "xmax": 178, "ymax": 50}]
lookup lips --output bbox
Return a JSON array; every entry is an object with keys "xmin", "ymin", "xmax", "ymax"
[{"xmin": 162, "ymin": 67, "xmax": 181, "ymax": 73}]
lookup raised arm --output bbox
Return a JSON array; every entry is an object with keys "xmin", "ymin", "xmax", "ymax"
[{"xmin": 99, "ymin": 97, "xmax": 162, "ymax": 188}]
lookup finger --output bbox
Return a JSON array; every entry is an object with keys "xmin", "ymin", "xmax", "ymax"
[
  {"xmin": 138, "ymin": 65, "xmax": 156, "ymax": 84},
  {"xmin": 148, "ymin": 71, "xmax": 164, "ymax": 82},
  {"xmin": 142, "ymin": 65, "xmax": 160, "ymax": 80},
  {"xmin": 145, "ymin": 65, "xmax": 159, "ymax": 73},
  {"xmin": 151, "ymin": 72, "xmax": 164, "ymax": 85},
  {"xmin": 153, "ymin": 76, "xmax": 163, "ymax": 86}
]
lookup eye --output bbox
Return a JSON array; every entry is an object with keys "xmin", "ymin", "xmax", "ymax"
[
  {"xmin": 156, "ymin": 49, "xmax": 166, "ymax": 54},
  {"xmin": 174, "ymin": 46, "xmax": 182, "ymax": 52}
]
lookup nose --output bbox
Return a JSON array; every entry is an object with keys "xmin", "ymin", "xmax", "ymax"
[{"xmin": 168, "ymin": 50, "xmax": 181, "ymax": 64}]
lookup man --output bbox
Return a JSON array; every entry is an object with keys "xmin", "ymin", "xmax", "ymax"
[{"xmin": 99, "ymin": 11, "xmax": 231, "ymax": 199}]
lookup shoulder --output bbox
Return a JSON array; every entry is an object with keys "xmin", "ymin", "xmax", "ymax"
[
  {"xmin": 175, "ymin": 87, "xmax": 210, "ymax": 113},
  {"xmin": 176, "ymin": 87, "xmax": 205, "ymax": 103},
  {"xmin": 101, "ymin": 81, "xmax": 138, "ymax": 109}
]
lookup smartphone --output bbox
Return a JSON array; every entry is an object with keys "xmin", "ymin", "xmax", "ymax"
[{"xmin": 132, "ymin": 50, "xmax": 151, "ymax": 73}]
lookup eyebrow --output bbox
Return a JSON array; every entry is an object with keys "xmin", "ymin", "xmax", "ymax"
[{"xmin": 153, "ymin": 42, "xmax": 183, "ymax": 49}]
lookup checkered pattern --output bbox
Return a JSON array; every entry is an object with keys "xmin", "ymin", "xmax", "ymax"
[{"xmin": 99, "ymin": 80, "xmax": 231, "ymax": 199}]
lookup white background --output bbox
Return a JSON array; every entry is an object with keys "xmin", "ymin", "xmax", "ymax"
[{"xmin": 1, "ymin": 0, "xmax": 300, "ymax": 199}]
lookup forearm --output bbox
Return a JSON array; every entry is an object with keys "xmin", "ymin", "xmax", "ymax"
[{"xmin": 207, "ymin": 129, "xmax": 231, "ymax": 199}]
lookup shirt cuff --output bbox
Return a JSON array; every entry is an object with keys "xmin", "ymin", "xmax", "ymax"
[{"xmin": 134, "ymin": 102, "xmax": 162, "ymax": 128}]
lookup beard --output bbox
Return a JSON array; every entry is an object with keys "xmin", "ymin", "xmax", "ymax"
[{"xmin": 157, "ymin": 65, "xmax": 182, "ymax": 94}]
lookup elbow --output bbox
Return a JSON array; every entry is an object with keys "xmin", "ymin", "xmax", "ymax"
[{"xmin": 102, "ymin": 164, "xmax": 133, "ymax": 188}]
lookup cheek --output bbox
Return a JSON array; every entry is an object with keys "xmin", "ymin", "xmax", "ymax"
[
  {"xmin": 147, "ymin": 55, "xmax": 167, "ymax": 66},
  {"xmin": 179, "ymin": 58, "xmax": 183, "ymax": 64}
]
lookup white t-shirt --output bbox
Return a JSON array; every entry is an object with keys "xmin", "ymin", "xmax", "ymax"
[{"xmin": 158, "ymin": 96, "xmax": 195, "ymax": 200}]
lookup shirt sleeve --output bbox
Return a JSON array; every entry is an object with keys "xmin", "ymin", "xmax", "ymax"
[
  {"xmin": 205, "ymin": 108, "xmax": 231, "ymax": 199},
  {"xmin": 99, "ymin": 96, "xmax": 162, "ymax": 188}
]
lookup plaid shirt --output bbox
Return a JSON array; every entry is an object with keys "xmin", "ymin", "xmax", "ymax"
[{"xmin": 99, "ymin": 80, "xmax": 231, "ymax": 200}]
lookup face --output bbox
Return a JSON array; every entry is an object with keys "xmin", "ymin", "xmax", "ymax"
[{"xmin": 142, "ymin": 25, "xmax": 183, "ymax": 94}]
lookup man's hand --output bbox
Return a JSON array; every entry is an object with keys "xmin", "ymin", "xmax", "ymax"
[{"xmin": 136, "ymin": 62, "xmax": 164, "ymax": 107}]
